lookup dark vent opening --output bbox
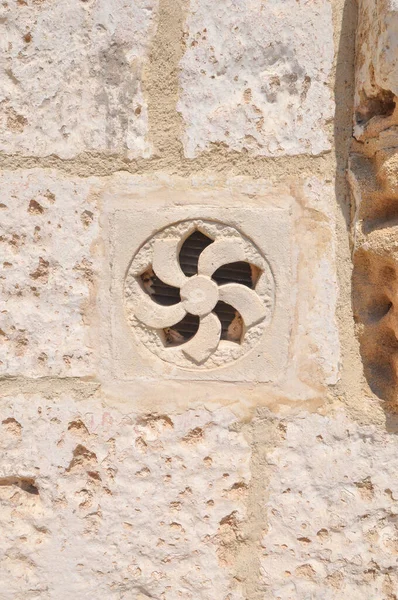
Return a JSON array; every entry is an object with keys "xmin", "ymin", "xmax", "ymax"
[
  {"xmin": 163, "ymin": 314, "xmax": 200, "ymax": 346},
  {"xmin": 139, "ymin": 232, "xmax": 262, "ymax": 348},
  {"xmin": 140, "ymin": 267, "xmax": 181, "ymax": 306},
  {"xmin": 213, "ymin": 301, "xmax": 243, "ymax": 343},
  {"xmin": 213, "ymin": 261, "xmax": 258, "ymax": 289},
  {"xmin": 179, "ymin": 230, "xmax": 213, "ymax": 277}
]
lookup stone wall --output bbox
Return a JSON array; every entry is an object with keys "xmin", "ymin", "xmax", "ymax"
[{"xmin": 1, "ymin": 0, "xmax": 398, "ymax": 598}]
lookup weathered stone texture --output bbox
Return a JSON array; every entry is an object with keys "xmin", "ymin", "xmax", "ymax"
[
  {"xmin": 355, "ymin": 0, "xmax": 398, "ymax": 127},
  {"xmin": 0, "ymin": 171, "xmax": 100, "ymax": 377},
  {"xmin": 350, "ymin": 0, "xmax": 398, "ymax": 402},
  {"xmin": 0, "ymin": 0, "xmax": 389, "ymax": 596},
  {"xmin": 178, "ymin": 0, "xmax": 334, "ymax": 158},
  {"xmin": 0, "ymin": 0, "xmax": 157, "ymax": 158},
  {"xmin": 0, "ymin": 393, "xmax": 249, "ymax": 599},
  {"xmin": 261, "ymin": 412, "xmax": 398, "ymax": 598}
]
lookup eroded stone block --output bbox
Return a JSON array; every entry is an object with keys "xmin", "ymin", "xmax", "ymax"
[
  {"xmin": 178, "ymin": 0, "xmax": 334, "ymax": 157},
  {"xmin": 0, "ymin": 391, "xmax": 250, "ymax": 600},
  {"xmin": 0, "ymin": 170, "xmax": 100, "ymax": 377},
  {"xmin": 0, "ymin": 0, "xmax": 157, "ymax": 158},
  {"xmin": 350, "ymin": 0, "xmax": 398, "ymax": 402}
]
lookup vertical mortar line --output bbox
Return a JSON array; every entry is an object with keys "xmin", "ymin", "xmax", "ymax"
[
  {"xmin": 143, "ymin": 0, "xmax": 189, "ymax": 165},
  {"xmin": 235, "ymin": 416, "xmax": 284, "ymax": 600}
]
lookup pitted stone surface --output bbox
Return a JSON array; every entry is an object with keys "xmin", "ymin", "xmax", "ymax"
[
  {"xmin": 0, "ymin": 0, "xmax": 387, "ymax": 596},
  {"xmin": 0, "ymin": 0, "xmax": 158, "ymax": 158},
  {"xmin": 178, "ymin": 0, "xmax": 334, "ymax": 158},
  {"xmin": 0, "ymin": 170, "xmax": 100, "ymax": 377},
  {"xmin": 261, "ymin": 411, "xmax": 398, "ymax": 598},
  {"xmin": 354, "ymin": 0, "xmax": 398, "ymax": 127},
  {"xmin": 0, "ymin": 392, "xmax": 250, "ymax": 600},
  {"xmin": 350, "ymin": 0, "xmax": 398, "ymax": 401}
]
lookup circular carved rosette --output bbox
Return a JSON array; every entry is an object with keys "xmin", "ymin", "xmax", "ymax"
[{"xmin": 124, "ymin": 219, "xmax": 275, "ymax": 370}]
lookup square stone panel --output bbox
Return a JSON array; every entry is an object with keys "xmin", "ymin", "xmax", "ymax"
[
  {"xmin": 110, "ymin": 203, "xmax": 292, "ymax": 383},
  {"xmin": 100, "ymin": 175, "xmax": 339, "ymax": 395}
]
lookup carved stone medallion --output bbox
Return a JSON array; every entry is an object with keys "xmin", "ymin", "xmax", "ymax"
[{"xmin": 124, "ymin": 219, "xmax": 274, "ymax": 370}]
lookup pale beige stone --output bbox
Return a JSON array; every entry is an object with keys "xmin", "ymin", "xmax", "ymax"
[
  {"xmin": 178, "ymin": 0, "xmax": 334, "ymax": 157},
  {"xmin": 107, "ymin": 184, "xmax": 290, "ymax": 382},
  {"xmin": 0, "ymin": 392, "xmax": 250, "ymax": 600},
  {"xmin": 0, "ymin": 170, "xmax": 100, "ymax": 377},
  {"xmin": 123, "ymin": 216, "xmax": 275, "ymax": 372},
  {"xmin": 0, "ymin": 0, "xmax": 386, "ymax": 596},
  {"xmin": 350, "ymin": 0, "xmax": 398, "ymax": 403},
  {"xmin": 102, "ymin": 174, "xmax": 339, "ymax": 391},
  {"xmin": 289, "ymin": 177, "xmax": 340, "ymax": 389},
  {"xmin": 0, "ymin": 171, "xmax": 339, "ymax": 391},
  {"xmin": 0, "ymin": 0, "xmax": 157, "ymax": 158},
  {"xmin": 261, "ymin": 411, "xmax": 398, "ymax": 598}
]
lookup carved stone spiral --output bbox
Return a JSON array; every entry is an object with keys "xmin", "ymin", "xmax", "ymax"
[{"xmin": 124, "ymin": 219, "xmax": 275, "ymax": 370}]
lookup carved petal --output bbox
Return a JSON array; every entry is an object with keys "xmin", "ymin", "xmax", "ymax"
[
  {"xmin": 198, "ymin": 239, "xmax": 247, "ymax": 277},
  {"xmin": 135, "ymin": 293, "xmax": 186, "ymax": 328},
  {"xmin": 218, "ymin": 283, "xmax": 267, "ymax": 327},
  {"xmin": 153, "ymin": 238, "xmax": 188, "ymax": 288},
  {"xmin": 183, "ymin": 313, "xmax": 222, "ymax": 363}
]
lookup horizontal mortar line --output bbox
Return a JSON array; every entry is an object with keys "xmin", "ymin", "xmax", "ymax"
[
  {"xmin": 0, "ymin": 150, "xmax": 334, "ymax": 179},
  {"xmin": 0, "ymin": 376, "xmax": 100, "ymax": 395},
  {"xmin": 0, "ymin": 376, "xmax": 98, "ymax": 382}
]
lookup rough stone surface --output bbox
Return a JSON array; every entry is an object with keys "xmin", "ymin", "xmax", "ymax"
[
  {"xmin": 0, "ymin": 0, "xmax": 157, "ymax": 158},
  {"xmin": 262, "ymin": 411, "xmax": 398, "ymax": 599},
  {"xmin": 0, "ymin": 170, "xmax": 100, "ymax": 377},
  {"xmin": 0, "ymin": 392, "xmax": 250, "ymax": 600},
  {"xmin": 178, "ymin": 0, "xmax": 334, "ymax": 158},
  {"xmin": 354, "ymin": 0, "xmax": 398, "ymax": 127},
  {"xmin": 350, "ymin": 0, "xmax": 398, "ymax": 403},
  {"xmin": 1, "ymin": 0, "xmax": 394, "ymax": 596}
]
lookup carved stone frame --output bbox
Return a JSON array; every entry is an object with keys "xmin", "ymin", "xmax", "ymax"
[{"xmin": 109, "ymin": 205, "xmax": 292, "ymax": 383}]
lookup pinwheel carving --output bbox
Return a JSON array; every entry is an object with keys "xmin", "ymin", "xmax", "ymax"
[{"xmin": 124, "ymin": 220, "xmax": 274, "ymax": 368}]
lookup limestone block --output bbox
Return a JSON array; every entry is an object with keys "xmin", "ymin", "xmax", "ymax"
[
  {"xmin": 261, "ymin": 411, "xmax": 398, "ymax": 598},
  {"xmin": 0, "ymin": 170, "xmax": 100, "ymax": 377},
  {"xmin": 178, "ymin": 0, "xmax": 334, "ymax": 157},
  {"xmin": 0, "ymin": 392, "xmax": 250, "ymax": 600},
  {"xmin": 110, "ymin": 196, "xmax": 291, "ymax": 383},
  {"xmin": 0, "ymin": 0, "xmax": 157, "ymax": 158},
  {"xmin": 101, "ymin": 174, "xmax": 339, "ymax": 393}
]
